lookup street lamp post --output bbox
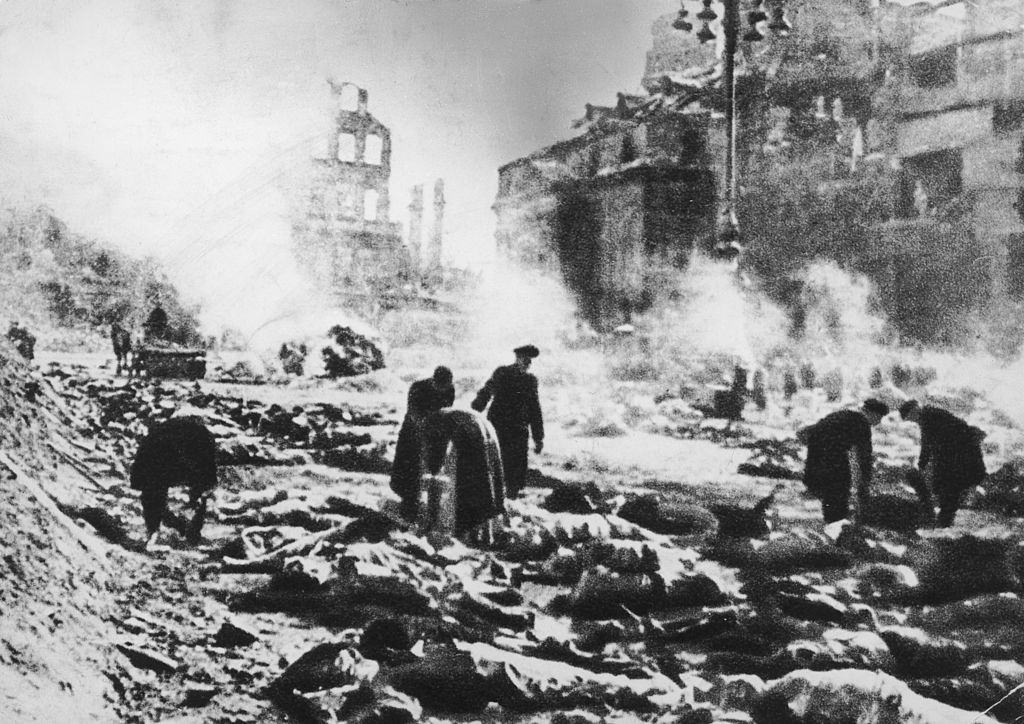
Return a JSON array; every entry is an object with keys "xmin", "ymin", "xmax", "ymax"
[{"xmin": 673, "ymin": 0, "xmax": 790, "ymax": 261}]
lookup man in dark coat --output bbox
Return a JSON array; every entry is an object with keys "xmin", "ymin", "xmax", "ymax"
[
  {"xmin": 143, "ymin": 303, "xmax": 168, "ymax": 343},
  {"xmin": 422, "ymin": 408, "xmax": 506, "ymax": 540},
  {"xmin": 471, "ymin": 344, "xmax": 544, "ymax": 498},
  {"xmin": 799, "ymin": 399, "xmax": 889, "ymax": 524},
  {"xmin": 390, "ymin": 365, "xmax": 455, "ymax": 520},
  {"xmin": 130, "ymin": 417, "xmax": 218, "ymax": 550},
  {"xmin": 900, "ymin": 399, "xmax": 987, "ymax": 527}
]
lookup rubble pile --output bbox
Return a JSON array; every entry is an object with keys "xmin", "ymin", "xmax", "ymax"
[
  {"xmin": 737, "ymin": 438, "xmax": 804, "ymax": 480},
  {"xmin": 0, "ymin": 347, "xmax": 122, "ymax": 720},
  {"xmin": 15, "ymin": 352, "xmax": 1024, "ymax": 722},
  {"xmin": 39, "ymin": 362, "xmax": 397, "ymax": 474},
  {"xmin": 321, "ymin": 325, "xmax": 386, "ymax": 378},
  {"xmin": 644, "ymin": 410, "xmax": 757, "ymax": 445},
  {"xmin": 976, "ymin": 459, "xmax": 1024, "ymax": 516}
]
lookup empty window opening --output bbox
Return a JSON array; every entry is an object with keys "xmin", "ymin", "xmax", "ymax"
[
  {"xmin": 1007, "ymin": 234, "xmax": 1024, "ymax": 300},
  {"xmin": 365, "ymin": 134, "xmax": 383, "ymax": 164},
  {"xmin": 896, "ymin": 148, "xmax": 963, "ymax": 218},
  {"xmin": 621, "ymin": 135, "xmax": 637, "ymax": 164},
  {"xmin": 909, "ymin": 46, "xmax": 957, "ymax": 88},
  {"xmin": 993, "ymin": 100, "xmax": 1024, "ymax": 135},
  {"xmin": 363, "ymin": 190, "xmax": 379, "ymax": 221},
  {"xmin": 339, "ymin": 187, "xmax": 357, "ymax": 218},
  {"xmin": 337, "ymin": 133, "xmax": 356, "ymax": 162}
]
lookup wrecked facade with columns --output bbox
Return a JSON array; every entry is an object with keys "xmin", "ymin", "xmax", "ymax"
[
  {"xmin": 292, "ymin": 81, "xmax": 451, "ymax": 309},
  {"xmin": 495, "ymin": 0, "xmax": 1024, "ymax": 342}
]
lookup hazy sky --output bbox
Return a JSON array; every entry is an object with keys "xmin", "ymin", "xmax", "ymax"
[{"xmin": 0, "ymin": 0, "xmax": 677, "ymax": 330}]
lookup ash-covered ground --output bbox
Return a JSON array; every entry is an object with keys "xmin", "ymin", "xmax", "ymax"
[
  {"xmin": 2, "ymin": 265, "xmax": 1024, "ymax": 723},
  {"xmin": 2, "ymin": 321, "xmax": 1023, "ymax": 724}
]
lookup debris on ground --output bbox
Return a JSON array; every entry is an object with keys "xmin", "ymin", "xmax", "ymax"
[
  {"xmin": 4, "ymin": 350, "xmax": 1020, "ymax": 723},
  {"xmin": 321, "ymin": 325, "xmax": 386, "ymax": 378}
]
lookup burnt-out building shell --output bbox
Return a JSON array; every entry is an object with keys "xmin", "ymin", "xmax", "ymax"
[
  {"xmin": 293, "ymin": 81, "xmax": 408, "ymax": 306},
  {"xmin": 494, "ymin": 106, "xmax": 719, "ymax": 329}
]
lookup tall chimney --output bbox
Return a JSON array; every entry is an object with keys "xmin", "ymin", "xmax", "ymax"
[
  {"xmin": 430, "ymin": 178, "xmax": 445, "ymax": 269},
  {"xmin": 408, "ymin": 184, "xmax": 424, "ymax": 278}
]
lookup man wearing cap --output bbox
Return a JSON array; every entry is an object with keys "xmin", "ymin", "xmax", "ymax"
[
  {"xmin": 899, "ymin": 399, "xmax": 986, "ymax": 527},
  {"xmin": 472, "ymin": 345, "xmax": 544, "ymax": 498},
  {"xmin": 798, "ymin": 399, "xmax": 889, "ymax": 524},
  {"xmin": 390, "ymin": 365, "xmax": 456, "ymax": 520}
]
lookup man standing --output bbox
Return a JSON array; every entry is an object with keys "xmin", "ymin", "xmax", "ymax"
[
  {"xmin": 390, "ymin": 365, "xmax": 456, "ymax": 520},
  {"xmin": 143, "ymin": 302, "xmax": 168, "ymax": 343},
  {"xmin": 899, "ymin": 399, "xmax": 986, "ymax": 527},
  {"xmin": 472, "ymin": 344, "xmax": 544, "ymax": 498},
  {"xmin": 799, "ymin": 398, "xmax": 889, "ymax": 524}
]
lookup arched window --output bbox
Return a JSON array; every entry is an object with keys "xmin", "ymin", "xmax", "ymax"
[
  {"xmin": 337, "ymin": 133, "xmax": 356, "ymax": 162},
  {"xmin": 363, "ymin": 190, "xmax": 379, "ymax": 221}
]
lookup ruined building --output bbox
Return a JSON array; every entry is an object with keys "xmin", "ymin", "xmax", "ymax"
[
  {"xmin": 493, "ymin": 7, "xmax": 740, "ymax": 329},
  {"xmin": 495, "ymin": 0, "xmax": 1024, "ymax": 343},
  {"xmin": 881, "ymin": 0, "xmax": 1024, "ymax": 331},
  {"xmin": 292, "ymin": 81, "xmax": 408, "ymax": 307},
  {"xmin": 741, "ymin": 0, "xmax": 1024, "ymax": 342},
  {"xmin": 494, "ymin": 97, "xmax": 719, "ymax": 328}
]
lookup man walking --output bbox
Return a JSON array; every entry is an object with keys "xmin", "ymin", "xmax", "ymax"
[
  {"xmin": 799, "ymin": 398, "xmax": 889, "ymax": 524},
  {"xmin": 390, "ymin": 365, "xmax": 456, "ymax": 520},
  {"xmin": 899, "ymin": 399, "xmax": 986, "ymax": 527},
  {"xmin": 472, "ymin": 344, "xmax": 544, "ymax": 498}
]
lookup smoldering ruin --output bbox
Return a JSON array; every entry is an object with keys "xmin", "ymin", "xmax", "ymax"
[{"xmin": 2, "ymin": 1, "xmax": 1024, "ymax": 723}]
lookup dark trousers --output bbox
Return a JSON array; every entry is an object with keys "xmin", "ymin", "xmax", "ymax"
[
  {"xmin": 140, "ymin": 484, "xmax": 208, "ymax": 541},
  {"xmin": 494, "ymin": 425, "xmax": 529, "ymax": 498},
  {"xmin": 140, "ymin": 485, "xmax": 168, "ymax": 536},
  {"xmin": 936, "ymin": 482, "xmax": 968, "ymax": 527},
  {"xmin": 820, "ymin": 485, "xmax": 850, "ymax": 524},
  {"xmin": 909, "ymin": 468, "xmax": 971, "ymax": 528}
]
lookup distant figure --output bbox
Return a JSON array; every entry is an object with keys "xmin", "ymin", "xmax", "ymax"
[
  {"xmin": 798, "ymin": 399, "xmax": 889, "ymax": 524},
  {"xmin": 899, "ymin": 400, "xmax": 987, "ymax": 527},
  {"xmin": 6, "ymin": 321, "xmax": 35, "ymax": 361},
  {"xmin": 472, "ymin": 344, "xmax": 544, "ymax": 498},
  {"xmin": 822, "ymin": 368, "xmax": 844, "ymax": 403},
  {"xmin": 799, "ymin": 362, "xmax": 817, "ymax": 390},
  {"xmin": 751, "ymin": 369, "xmax": 767, "ymax": 411},
  {"xmin": 278, "ymin": 342, "xmax": 308, "ymax": 376},
  {"xmin": 783, "ymin": 370, "xmax": 798, "ymax": 401},
  {"xmin": 111, "ymin": 322, "xmax": 132, "ymax": 375},
  {"xmin": 708, "ymin": 365, "xmax": 748, "ymax": 423},
  {"xmin": 130, "ymin": 417, "xmax": 218, "ymax": 550},
  {"xmin": 390, "ymin": 366, "xmax": 456, "ymax": 521},
  {"xmin": 421, "ymin": 408, "xmax": 506, "ymax": 542},
  {"xmin": 143, "ymin": 304, "xmax": 168, "ymax": 343}
]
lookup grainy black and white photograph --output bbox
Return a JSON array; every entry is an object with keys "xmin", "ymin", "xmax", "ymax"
[{"xmin": 1, "ymin": 0, "xmax": 1023, "ymax": 721}]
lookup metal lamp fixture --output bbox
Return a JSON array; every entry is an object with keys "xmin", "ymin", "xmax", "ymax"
[{"xmin": 673, "ymin": 0, "xmax": 791, "ymax": 261}]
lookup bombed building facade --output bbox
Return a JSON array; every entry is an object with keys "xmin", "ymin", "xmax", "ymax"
[
  {"xmin": 292, "ymin": 81, "xmax": 410, "ymax": 308},
  {"xmin": 496, "ymin": 0, "xmax": 1024, "ymax": 343},
  {"xmin": 879, "ymin": 0, "xmax": 1024, "ymax": 339},
  {"xmin": 494, "ymin": 104, "xmax": 719, "ymax": 327}
]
